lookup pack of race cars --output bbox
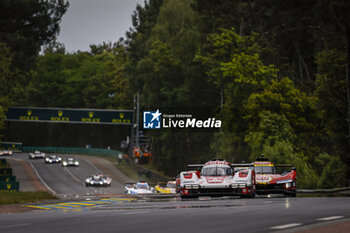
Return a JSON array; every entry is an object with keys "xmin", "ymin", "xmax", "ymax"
[
  {"xmin": 122, "ymin": 157, "xmax": 296, "ymax": 198},
  {"xmin": 23, "ymin": 150, "xmax": 297, "ymax": 197},
  {"xmin": 26, "ymin": 151, "xmax": 113, "ymax": 188},
  {"xmin": 176, "ymin": 157, "xmax": 297, "ymax": 198}
]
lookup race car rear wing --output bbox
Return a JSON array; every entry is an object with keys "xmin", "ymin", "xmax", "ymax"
[
  {"xmin": 230, "ymin": 163, "xmax": 254, "ymax": 167},
  {"xmin": 275, "ymin": 164, "xmax": 296, "ymax": 170},
  {"xmin": 187, "ymin": 164, "xmax": 204, "ymax": 169}
]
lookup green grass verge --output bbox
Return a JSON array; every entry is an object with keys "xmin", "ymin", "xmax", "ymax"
[
  {"xmin": 79, "ymin": 154, "xmax": 166, "ymax": 184},
  {"xmin": 0, "ymin": 191, "xmax": 57, "ymax": 205}
]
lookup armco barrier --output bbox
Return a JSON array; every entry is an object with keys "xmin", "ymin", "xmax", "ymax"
[
  {"xmin": 0, "ymin": 159, "xmax": 6, "ymax": 166},
  {"xmin": 0, "ymin": 181, "xmax": 19, "ymax": 191},
  {"xmin": 298, "ymin": 187, "xmax": 350, "ymax": 193},
  {"xmin": 0, "ymin": 176, "xmax": 16, "ymax": 182},
  {"xmin": 0, "ymin": 168, "xmax": 12, "ymax": 176}
]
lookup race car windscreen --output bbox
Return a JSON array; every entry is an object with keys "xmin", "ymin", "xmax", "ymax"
[
  {"xmin": 136, "ymin": 183, "xmax": 149, "ymax": 189},
  {"xmin": 201, "ymin": 166, "xmax": 233, "ymax": 176},
  {"xmin": 167, "ymin": 183, "xmax": 176, "ymax": 188},
  {"xmin": 254, "ymin": 166, "xmax": 274, "ymax": 174}
]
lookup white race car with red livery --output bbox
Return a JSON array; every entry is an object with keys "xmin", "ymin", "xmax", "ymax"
[
  {"xmin": 253, "ymin": 157, "xmax": 297, "ymax": 197},
  {"xmin": 178, "ymin": 159, "xmax": 256, "ymax": 198}
]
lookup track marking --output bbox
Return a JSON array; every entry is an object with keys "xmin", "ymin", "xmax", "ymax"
[
  {"xmin": 270, "ymin": 223, "xmax": 302, "ymax": 230},
  {"xmin": 25, "ymin": 198, "xmax": 133, "ymax": 211},
  {"xmin": 64, "ymin": 167, "xmax": 85, "ymax": 185},
  {"xmin": 317, "ymin": 216, "xmax": 344, "ymax": 221},
  {"xmin": 26, "ymin": 205, "xmax": 52, "ymax": 210},
  {"xmin": 27, "ymin": 160, "xmax": 56, "ymax": 194},
  {"xmin": 123, "ymin": 211, "xmax": 150, "ymax": 215},
  {"xmin": 63, "ymin": 202, "xmax": 95, "ymax": 206},
  {"xmin": 28, "ymin": 205, "xmax": 60, "ymax": 209},
  {"xmin": 46, "ymin": 204, "xmax": 75, "ymax": 209},
  {"xmin": 83, "ymin": 158, "xmax": 103, "ymax": 174},
  {"xmin": 0, "ymin": 223, "xmax": 32, "ymax": 229}
]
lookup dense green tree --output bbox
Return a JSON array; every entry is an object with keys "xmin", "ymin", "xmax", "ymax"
[
  {"xmin": 198, "ymin": 28, "xmax": 277, "ymax": 161},
  {"xmin": 25, "ymin": 42, "xmax": 131, "ymax": 109},
  {"xmin": 0, "ymin": 0, "xmax": 69, "ymax": 69}
]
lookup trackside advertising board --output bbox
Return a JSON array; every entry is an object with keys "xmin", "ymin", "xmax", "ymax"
[{"xmin": 5, "ymin": 107, "xmax": 133, "ymax": 125}]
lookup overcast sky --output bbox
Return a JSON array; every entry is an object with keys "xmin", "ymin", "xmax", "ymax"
[{"xmin": 57, "ymin": 0, "xmax": 144, "ymax": 52}]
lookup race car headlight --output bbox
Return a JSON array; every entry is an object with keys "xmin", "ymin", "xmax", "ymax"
[
  {"xmin": 238, "ymin": 184, "xmax": 246, "ymax": 188},
  {"xmin": 58, "ymin": 158, "xmax": 61, "ymax": 161},
  {"xmin": 75, "ymin": 161, "xmax": 79, "ymax": 165},
  {"xmin": 85, "ymin": 179, "xmax": 89, "ymax": 182},
  {"xmin": 63, "ymin": 162, "xmax": 67, "ymax": 165},
  {"xmin": 231, "ymin": 184, "xmax": 239, "ymax": 188},
  {"xmin": 90, "ymin": 182, "xmax": 94, "ymax": 184},
  {"xmin": 285, "ymin": 182, "xmax": 292, "ymax": 188},
  {"xmin": 100, "ymin": 182, "xmax": 103, "ymax": 185},
  {"xmin": 45, "ymin": 158, "xmax": 49, "ymax": 161}
]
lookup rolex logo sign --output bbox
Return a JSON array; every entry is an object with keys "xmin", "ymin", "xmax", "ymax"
[
  {"xmin": 58, "ymin": 110, "xmax": 63, "ymax": 117},
  {"xmin": 119, "ymin": 113, "xmax": 124, "ymax": 119},
  {"xmin": 82, "ymin": 111, "xmax": 100, "ymax": 123},
  {"xmin": 20, "ymin": 109, "xmax": 38, "ymax": 121},
  {"xmin": 7, "ymin": 183, "xmax": 11, "ymax": 189}
]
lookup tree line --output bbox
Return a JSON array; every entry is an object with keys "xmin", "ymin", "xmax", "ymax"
[{"xmin": 0, "ymin": 0, "xmax": 349, "ymax": 188}]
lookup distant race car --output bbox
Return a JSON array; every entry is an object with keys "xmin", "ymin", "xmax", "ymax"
[
  {"xmin": 155, "ymin": 181, "xmax": 176, "ymax": 194},
  {"xmin": 178, "ymin": 159, "xmax": 256, "ymax": 198},
  {"xmin": 45, "ymin": 155, "xmax": 62, "ymax": 164},
  {"xmin": 125, "ymin": 181, "xmax": 154, "ymax": 194},
  {"xmin": 253, "ymin": 157, "xmax": 297, "ymax": 197},
  {"xmin": 29, "ymin": 150, "xmax": 46, "ymax": 159},
  {"xmin": 0, "ymin": 150, "xmax": 13, "ymax": 156},
  {"xmin": 85, "ymin": 174, "xmax": 111, "ymax": 187},
  {"xmin": 62, "ymin": 157, "xmax": 79, "ymax": 167}
]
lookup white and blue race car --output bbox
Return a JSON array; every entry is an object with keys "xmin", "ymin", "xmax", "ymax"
[{"xmin": 125, "ymin": 181, "xmax": 154, "ymax": 194}]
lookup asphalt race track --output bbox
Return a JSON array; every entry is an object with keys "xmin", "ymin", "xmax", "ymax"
[
  {"xmin": 7, "ymin": 153, "xmax": 125, "ymax": 196},
  {"xmin": 1, "ymin": 153, "xmax": 350, "ymax": 233},
  {"xmin": 1, "ymin": 197, "xmax": 350, "ymax": 233}
]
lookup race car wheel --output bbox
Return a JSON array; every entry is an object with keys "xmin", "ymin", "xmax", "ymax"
[
  {"xmin": 286, "ymin": 192, "xmax": 297, "ymax": 197},
  {"xmin": 180, "ymin": 195, "xmax": 198, "ymax": 199},
  {"xmin": 245, "ymin": 193, "xmax": 256, "ymax": 198}
]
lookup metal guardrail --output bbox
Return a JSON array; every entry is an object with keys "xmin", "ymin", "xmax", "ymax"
[{"xmin": 298, "ymin": 187, "xmax": 350, "ymax": 193}]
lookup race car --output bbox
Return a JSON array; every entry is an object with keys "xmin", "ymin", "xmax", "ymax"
[
  {"xmin": 45, "ymin": 155, "xmax": 62, "ymax": 164},
  {"xmin": 178, "ymin": 159, "xmax": 256, "ymax": 198},
  {"xmin": 155, "ymin": 181, "xmax": 177, "ymax": 194},
  {"xmin": 85, "ymin": 174, "xmax": 111, "ymax": 187},
  {"xmin": 29, "ymin": 150, "xmax": 46, "ymax": 159},
  {"xmin": 62, "ymin": 157, "xmax": 79, "ymax": 167},
  {"xmin": 0, "ymin": 150, "xmax": 13, "ymax": 156},
  {"xmin": 253, "ymin": 157, "xmax": 297, "ymax": 197},
  {"xmin": 124, "ymin": 181, "xmax": 154, "ymax": 194}
]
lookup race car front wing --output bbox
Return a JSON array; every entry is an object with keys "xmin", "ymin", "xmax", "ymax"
[{"xmin": 180, "ymin": 184, "xmax": 255, "ymax": 197}]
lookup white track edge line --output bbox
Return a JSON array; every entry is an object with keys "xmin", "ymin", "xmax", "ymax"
[
  {"xmin": 27, "ymin": 160, "xmax": 56, "ymax": 194},
  {"xmin": 270, "ymin": 223, "xmax": 302, "ymax": 230}
]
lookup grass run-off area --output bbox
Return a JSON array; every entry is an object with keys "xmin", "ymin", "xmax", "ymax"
[{"xmin": 0, "ymin": 191, "xmax": 57, "ymax": 205}]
